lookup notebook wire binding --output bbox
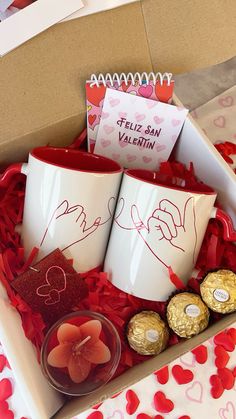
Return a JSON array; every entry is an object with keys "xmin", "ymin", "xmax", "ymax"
[{"xmin": 89, "ymin": 72, "xmax": 173, "ymax": 87}]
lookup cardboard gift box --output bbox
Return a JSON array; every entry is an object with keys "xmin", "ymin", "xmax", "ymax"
[{"xmin": 0, "ymin": 1, "xmax": 236, "ymax": 418}]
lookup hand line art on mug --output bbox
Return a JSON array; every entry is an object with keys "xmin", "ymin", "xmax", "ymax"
[
  {"xmin": 36, "ymin": 265, "xmax": 67, "ymax": 306},
  {"xmin": 113, "ymin": 196, "xmax": 198, "ymax": 269},
  {"xmin": 40, "ymin": 197, "xmax": 116, "ymax": 252}
]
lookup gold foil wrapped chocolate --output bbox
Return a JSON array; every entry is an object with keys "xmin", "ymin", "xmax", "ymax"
[
  {"xmin": 200, "ymin": 269, "xmax": 236, "ymax": 314},
  {"xmin": 167, "ymin": 292, "xmax": 209, "ymax": 338},
  {"xmin": 127, "ymin": 311, "xmax": 169, "ymax": 355}
]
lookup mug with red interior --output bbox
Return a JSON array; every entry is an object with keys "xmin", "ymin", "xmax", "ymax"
[
  {"xmin": 0, "ymin": 147, "xmax": 122, "ymax": 272},
  {"xmin": 104, "ymin": 169, "xmax": 236, "ymax": 301}
]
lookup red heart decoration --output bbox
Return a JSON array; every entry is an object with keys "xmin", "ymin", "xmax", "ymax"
[
  {"xmin": 87, "ymin": 412, "xmax": 104, "ymax": 419},
  {"xmin": 111, "ymin": 391, "xmax": 122, "ymax": 399},
  {"xmin": 210, "ymin": 374, "xmax": 224, "ymax": 399},
  {"xmin": 217, "ymin": 368, "xmax": 235, "ymax": 390},
  {"xmin": 155, "ymin": 416, "xmax": 164, "ymax": 419},
  {"xmin": 172, "ymin": 365, "xmax": 194, "ymax": 384},
  {"xmin": 179, "ymin": 416, "xmax": 191, "ymax": 419},
  {"xmin": 126, "ymin": 389, "xmax": 140, "ymax": 415},
  {"xmin": 0, "ymin": 379, "xmax": 12, "ymax": 402},
  {"xmin": 0, "ymin": 355, "xmax": 7, "ymax": 372},
  {"xmin": 88, "ymin": 114, "xmax": 97, "ymax": 126},
  {"xmin": 227, "ymin": 328, "xmax": 236, "ymax": 344},
  {"xmin": 92, "ymin": 403, "xmax": 103, "ymax": 410},
  {"xmin": 154, "ymin": 366, "xmax": 169, "ymax": 384},
  {"xmin": 214, "ymin": 345, "xmax": 230, "ymax": 369},
  {"xmin": 192, "ymin": 345, "xmax": 208, "ymax": 364},
  {"xmin": 154, "ymin": 391, "xmax": 174, "ymax": 413},
  {"xmin": 86, "ymin": 84, "xmax": 106, "ymax": 107},
  {"xmin": 136, "ymin": 415, "xmax": 164, "ymax": 419},
  {"xmin": 0, "ymin": 401, "xmax": 14, "ymax": 419},
  {"xmin": 214, "ymin": 332, "xmax": 235, "ymax": 352}
]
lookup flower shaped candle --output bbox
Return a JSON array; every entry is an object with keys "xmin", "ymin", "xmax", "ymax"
[{"xmin": 41, "ymin": 311, "xmax": 121, "ymax": 395}]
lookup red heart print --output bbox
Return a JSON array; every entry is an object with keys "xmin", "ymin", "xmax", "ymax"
[
  {"xmin": 154, "ymin": 366, "xmax": 169, "ymax": 384},
  {"xmin": 172, "ymin": 365, "xmax": 194, "ymax": 384},
  {"xmin": 179, "ymin": 416, "xmax": 191, "ymax": 419},
  {"xmin": 136, "ymin": 414, "xmax": 152, "ymax": 419},
  {"xmin": 214, "ymin": 345, "xmax": 230, "ymax": 369},
  {"xmin": 0, "ymin": 403, "xmax": 14, "ymax": 419},
  {"xmin": 111, "ymin": 392, "xmax": 122, "ymax": 399},
  {"xmin": 87, "ymin": 412, "xmax": 104, "ymax": 419},
  {"xmin": 210, "ymin": 374, "xmax": 224, "ymax": 399},
  {"xmin": 0, "ymin": 355, "xmax": 7, "ymax": 372},
  {"xmin": 92, "ymin": 403, "xmax": 103, "ymax": 409},
  {"xmin": 227, "ymin": 328, "xmax": 236, "ymax": 344},
  {"xmin": 86, "ymin": 84, "xmax": 106, "ymax": 107},
  {"xmin": 217, "ymin": 367, "xmax": 235, "ymax": 390},
  {"xmin": 192, "ymin": 345, "xmax": 208, "ymax": 364},
  {"xmin": 154, "ymin": 391, "xmax": 174, "ymax": 413},
  {"xmin": 214, "ymin": 332, "xmax": 235, "ymax": 352},
  {"xmin": 88, "ymin": 114, "xmax": 97, "ymax": 126},
  {"xmin": 121, "ymin": 81, "xmax": 131, "ymax": 92},
  {"xmin": 126, "ymin": 389, "xmax": 140, "ymax": 415},
  {"xmin": 0, "ymin": 379, "xmax": 12, "ymax": 402}
]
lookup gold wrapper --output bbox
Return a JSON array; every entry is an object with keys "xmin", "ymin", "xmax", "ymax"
[
  {"xmin": 167, "ymin": 292, "xmax": 209, "ymax": 338},
  {"xmin": 127, "ymin": 311, "xmax": 169, "ymax": 355},
  {"xmin": 200, "ymin": 269, "xmax": 236, "ymax": 313}
]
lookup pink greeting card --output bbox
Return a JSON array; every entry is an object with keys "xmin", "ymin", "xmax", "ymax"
[
  {"xmin": 0, "ymin": 0, "xmax": 84, "ymax": 56},
  {"xmin": 86, "ymin": 72, "xmax": 175, "ymax": 151},
  {"xmin": 94, "ymin": 88, "xmax": 188, "ymax": 170}
]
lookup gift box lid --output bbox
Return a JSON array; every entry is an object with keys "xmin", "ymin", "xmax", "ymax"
[{"xmin": 0, "ymin": 0, "xmax": 235, "ymax": 164}]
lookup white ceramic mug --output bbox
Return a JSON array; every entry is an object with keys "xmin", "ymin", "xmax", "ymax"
[
  {"xmin": 104, "ymin": 169, "xmax": 236, "ymax": 301},
  {"xmin": 1, "ymin": 147, "xmax": 122, "ymax": 272}
]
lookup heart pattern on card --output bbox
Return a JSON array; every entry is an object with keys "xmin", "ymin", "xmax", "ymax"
[
  {"xmin": 135, "ymin": 112, "xmax": 146, "ymax": 122},
  {"xmin": 101, "ymin": 139, "xmax": 111, "ymax": 148},
  {"xmin": 154, "ymin": 115, "xmax": 164, "ymax": 124},
  {"xmin": 103, "ymin": 125, "xmax": 115, "ymax": 135},
  {"xmin": 94, "ymin": 87, "xmax": 188, "ymax": 169},
  {"xmin": 138, "ymin": 84, "xmax": 153, "ymax": 98}
]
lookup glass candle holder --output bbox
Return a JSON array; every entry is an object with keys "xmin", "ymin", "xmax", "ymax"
[{"xmin": 41, "ymin": 311, "xmax": 121, "ymax": 396}]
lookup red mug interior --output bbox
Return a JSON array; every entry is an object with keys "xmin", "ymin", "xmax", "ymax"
[
  {"xmin": 125, "ymin": 168, "xmax": 216, "ymax": 195},
  {"xmin": 31, "ymin": 147, "xmax": 122, "ymax": 174}
]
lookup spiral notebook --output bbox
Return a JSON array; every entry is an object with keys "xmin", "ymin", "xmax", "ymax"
[{"xmin": 86, "ymin": 72, "xmax": 175, "ymax": 151}]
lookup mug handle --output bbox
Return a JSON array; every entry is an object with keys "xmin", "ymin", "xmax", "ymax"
[
  {"xmin": 0, "ymin": 163, "xmax": 28, "ymax": 188},
  {"xmin": 211, "ymin": 207, "xmax": 236, "ymax": 241}
]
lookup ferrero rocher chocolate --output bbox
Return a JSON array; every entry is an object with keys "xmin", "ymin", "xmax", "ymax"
[
  {"xmin": 167, "ymin": 292, "xmax": 209, "ymax": 338},
  {"xmin": 200, "ymin": 269, "xmax": 236, "ymax": 314},
  {"xmin": 126, "ymin": 311, "xmax": 169, "ymax": 355}
]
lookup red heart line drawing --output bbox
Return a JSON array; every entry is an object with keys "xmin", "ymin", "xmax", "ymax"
[{"xmin": 36, "ymin": 265, "xmax": 67, "ymax": 305}]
